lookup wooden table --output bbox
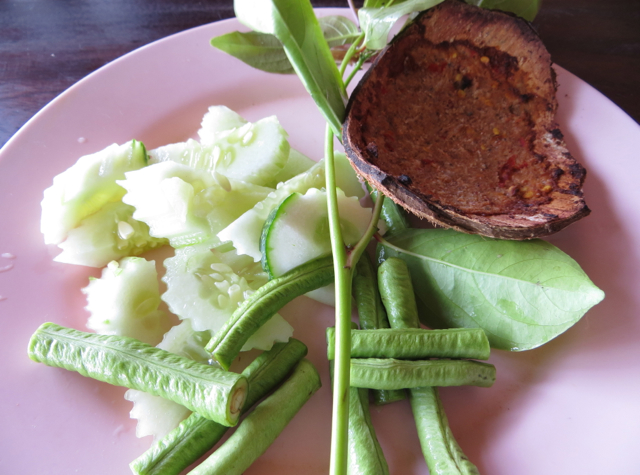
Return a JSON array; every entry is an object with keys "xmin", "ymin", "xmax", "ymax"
[{"xmin": 1, "ymin": 0, "xmax": 638, "ymax": 148}]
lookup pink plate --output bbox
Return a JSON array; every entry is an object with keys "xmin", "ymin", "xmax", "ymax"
[{"xmin": 1, "ymin": 9, "xmax": 639, "ymax": 475}]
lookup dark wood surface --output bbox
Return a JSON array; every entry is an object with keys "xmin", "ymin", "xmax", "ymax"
[{"xmin": 1, "ymin": 0, "xmax": 638, "ymax": 149}]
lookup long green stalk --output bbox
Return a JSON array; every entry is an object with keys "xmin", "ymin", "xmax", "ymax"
[
  {"xmin": 325, "ymin": 123, "xmax": 352, "ymax": 475},
  {"xmin": 327, "ymin": 31, "xmax": 369, "ymax": 475}
]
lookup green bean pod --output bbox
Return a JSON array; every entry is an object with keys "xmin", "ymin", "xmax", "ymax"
[
  {"xmin": 378, "ymin": 257, "xmax": 420, "ymax": 329},
  {"xmin": 28, "ymin": 323, "xmax": 247, "ymax": 427},
  {"xmin": 353, "ymin": 253, "xmax": 391, "ymax": 331},
  {"xmin": 130, "ymin": 338, "xmax": 308, "ymax": 475},
  {"xmin": 353, "ymin": 254, "xmax": 406, "ymax": 405},
  {"xmin": 205, "ymin": 255, "xmax": 334, "ymax": 370},
  {"xmin": 350, "ymin": 358, "xmax": 496, "ymax": 390},
  {"xmin": 410, "ymin": 387, "xmax": 480, "ymax": 475},
  {"xmin": 377, "ymin": 256, "xmax": 482, "ymax": 474},
  {"xmin": 188, "ymin": 359, "xmax": 321, "ymax": 475},
  {"xmin": 328, "ymin": 357, "xmax": 390, "ymax": 475},
  {"xmin": 326, "ymin": 328, "xmax": 491, "ymax": 361},
  {"xmin": 346, "ymin": 386, "xmax": 390, "ymax": 475}
]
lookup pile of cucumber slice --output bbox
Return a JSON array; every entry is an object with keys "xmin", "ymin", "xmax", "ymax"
[{"xmin": 39, "ymin": 105, "xmax": 374, "ymax": 439}]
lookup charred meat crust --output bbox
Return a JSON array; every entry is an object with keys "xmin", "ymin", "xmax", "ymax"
[{"xmin": 342, "ymin": 0, "xmax": 590, "ymax": 240}]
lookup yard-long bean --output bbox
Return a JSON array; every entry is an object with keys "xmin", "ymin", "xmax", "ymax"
[
  {"xmin": 378, "ymin": 256, "xmax": 421, "ymax": 329},
  {"xmin": 345, "ymin": 385, "xmax": 390, "ymax": 475},
  {"xmin": 329, "ymin": 327, "xmax": 390, "ymax": 475},
  {"xmin": 350, "ymin": 358, "xmax": 496, "ymax": 389},
  {"xmin": 130, "ymin": 338, "xmax": 308, "ymax": 475},
  {"xmin": 187, "ymin": 359, "xmax": 321, "ymax": 475},
  {"xmin": 410, "ymin": 386, "xmax": 480, "ymax": 475},
  {"xmin": 28, "ymin": 323, "xmax": 247, "ymax": 427},
  {"xmin": 326, "ymin": 327, "xmax": 491, "ymax": 361},
  {"xmin": 205, "ymin": 255, "xmax": 334, "ymax": 370},
  {"xmin": 353, "ymin": 254, "xmax": 406, "ymax": 405},
  {"xmin": 378, "ymin": 257, "xmax": 482, "ymax": 474}
]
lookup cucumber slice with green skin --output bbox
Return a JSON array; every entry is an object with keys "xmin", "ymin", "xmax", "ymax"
[
  {"xmin": 149, "ymin": 116, "xmax": 289, "ymax": 187},
  {"xmin": 197, "ymin": 105, "xmax": 248, "ymax": 146},
  {"xmin": 82, "ymin": 257, "xmax": 173, "ymax": 346},
  {"xmin": 41, "ymin": 139, "xmax": 148, "ymax": 245},
  {"xmin": 218, "ymin": 153, "xmax": 364, "ymax": 261},
  {"xmin": 119, "ymin": 161, "xmax": 272, "ymax": 248},
  {"xmin": 260, "ymin": 188, "xmax": 373, "ymax": 305},
  {"xmin": 54, "ymin": 201, "xmax": 167, "ymax": 268},
  {"xmin": 162, "ymin": 243, "xmax": 293, "ymax": 349}
]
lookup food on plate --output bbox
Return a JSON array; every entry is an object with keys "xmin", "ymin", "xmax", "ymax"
[
  {"xmin": 129, "ymin": 338, "xmax": 308, "ymax": 475},
  {"xmin": 187, "ymin": 359, "xmax": 321, "ymax": 475},
  {"xmin": 352, "ymin": 254, "xmax": 407, "ymax": 406},
  {"xmin": 205, "ymin": 255, "xmax": 335, "ymax": 370},
  {"xmin": 28, "ymin": 323, "xmax": 248, "ymax": 427},
  {"xmin": 343, "ymin": 0, "xmax": 590, "ymax": 240},
  {"xmin": 325, "ymin": 327, "xmax": 491, "ymax": 360},
  {"xmin": 28, "ymin": 0, "xmax": 607, "ymax": 470},
  {"xmin": 378, "ymin": 256, "xmax": 481, "ymax": 474},
  {"xmin": 83, "ymin": 256, "xmax": 171, "ymax": 346}
]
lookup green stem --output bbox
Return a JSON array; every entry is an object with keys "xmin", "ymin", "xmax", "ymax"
[
  {"xmin": 344, "ymin": 52, "xmax": 368, "ymax": 87},
  {"xmin": 339, "ymin": 33, "xmax": 366, "ymax": 78},
  {"xmin": 328, "ymin": 32, "xmax": 369, "ymax": 475},
  {"xmin": 325, "ymin": 123, "xmax": 352, "ymax": 475},
  {"xmin": 346, "ymin": 194, "xmax": 383, "ymax": 269}
]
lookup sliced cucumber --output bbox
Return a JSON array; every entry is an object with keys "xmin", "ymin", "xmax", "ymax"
[
  {"xmin": 82, "ymin": 257, "xmax": 172, "ymax": 346},
  {"xmin": 54, "ymin": 201, "xmax": 167, "ymax": 268},
  {"xmin": 215, "ymin": 116, "xmax": 289, "ymax": 186},
  {"xmin": 264, "ymin": 148, "xmax": 315, "ymax": 188},
  {"xmin": 119, "ymin": 161, "xmax": 272, "ymax": 248},
  {"xmin": 41, "ymin": 140, "xmax": 148, "ymax": 245},
  {"xmin": 149, "ymin": 116, "xmax": 289, "ymax": 187},
  {"xmin": 260, "ymin": 188, "xmax": 373, "ymax": 305},
  {"xmin": 162, "ymin": 242, "xmax": 293, "ymax": 349},
  {"xmin": 218, "ymin": 153, "xmax": 364, "ymax": 261},
  {"xmin": 197, "ymin": 105, "xmax": 248, "ymax": 146},
  {"xmin": 332, "ymin": 152, "xmax": 366, "ymax": 200}
]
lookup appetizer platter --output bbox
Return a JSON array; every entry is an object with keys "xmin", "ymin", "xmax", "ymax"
[{"xmin": 1, "ymin": 4, "xmax": 639, "ymax": 474}]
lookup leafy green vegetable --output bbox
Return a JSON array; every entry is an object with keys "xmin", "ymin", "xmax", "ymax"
[
  {"xmin": 211, "ymin": 31, "xmax": 295, "ymax": 74},
  {"xmin": 358, "ymin": 0, "xmax": 444, "ymax": 50},
  {"xmin": 378, "ymin": 228, "xmax": 604, "ymax": 351},
  {"xmin": 363, "ymin": 0, "xmax": 391, "ymax": 8},
  {"xmin": 318, "ymin": 15, "xmax": 360, "ymax": 48},
  {"xmin": 465, "ymin": 0, "xmax": 541, "ymax": 22},
  {"xmin": 210, "ymin": 15, "xmax": 358, "ymax": 76},
  {"xmin": 233, "ymin": 0, "xmax": 347, "ymax": 136}
]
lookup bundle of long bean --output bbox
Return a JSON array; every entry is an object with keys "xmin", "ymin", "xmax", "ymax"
[
  {"xmin": 379, "ymin": 257, "xmax": 483, "ymax": 474},
  {"xmin": 130, "ymin": 338, "xmax": 309, "ymax": 475},
  {"xmin": 326, "ymin": 251, "xmax": 494, "ymax": 475},
  {"xmin": 28, "ymin": 323, "xmax": 322, "ymax": 475},
  {"xmin": 352, "ymin": 254, "xmax": 406, "ymax": 406}
]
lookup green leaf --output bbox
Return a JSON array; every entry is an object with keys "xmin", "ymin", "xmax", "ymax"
[
  {"xmin": 465, "ymin": 0, "xmax": 541, "ymax": 21},
  {"xmin": 234, "ymin": 0, "xmax": 347, "ymax": 136},
  {"xmin": 363, "ymin": 0, "xmax": 388, "ymax": 7},
  {"xmin": 378, "ymin": 229, "xmax": 605, "ymax": 351},
  {"xmin": 318, "ymin": 15, "xmax": 360, "ymax": 48},
  {"xmin": 211, "ymin": 31, "xmax": 295, "ymax": 74},
  {"xmin": 209, "ymin": 17, "xmax": 360, "ymax": 76},
  {"xmin": 359, "ymin": 0, "xmax": 444, "ymax": 50}
]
